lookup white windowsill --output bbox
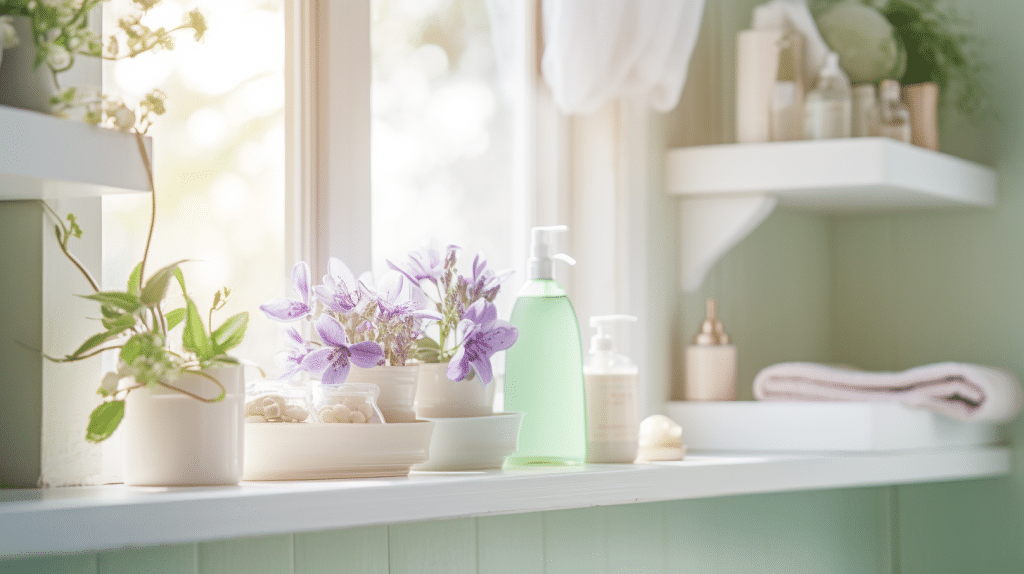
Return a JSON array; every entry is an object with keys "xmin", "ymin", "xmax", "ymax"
[{"xmin": 0, "ymin": 446, "xmax": 1009, "ymax": 558}]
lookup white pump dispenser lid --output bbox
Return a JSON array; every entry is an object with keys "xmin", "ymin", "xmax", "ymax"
[
  {"xmin": 589, "ymin": 314, "xmax": 638, "ymax": 354},
  {"xmin": 528, "ymin": 225, "xmax": 576, "ymax": 280}
]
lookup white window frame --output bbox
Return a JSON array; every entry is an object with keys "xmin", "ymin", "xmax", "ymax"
[{"xmin": 286, "ymin": 0, "xmax": 664, "ymax": 416}]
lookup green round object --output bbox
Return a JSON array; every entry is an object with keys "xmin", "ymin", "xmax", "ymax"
[{"xmin": 816, "ymin": 1, "xmax": 904, "ymax": 83}]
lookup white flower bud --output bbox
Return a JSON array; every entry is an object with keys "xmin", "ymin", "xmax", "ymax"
[
  {"xmin": 46, "ymin": 45, "xmax": 71, "ymax": 70},
  {"xmin": 111, "ymin": 105, "xmax": 136, "ymax": 132},
  {"xmin": 0, "ymin": 16, "xmax": 19, "ymax": 50},
  {"xmin": 98, "ymin": 371, "xmax": 120, "ymax": 397}
]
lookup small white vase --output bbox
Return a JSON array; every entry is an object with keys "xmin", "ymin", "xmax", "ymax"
[
  {"xmin": 415, "ymin": 362, "xmax": 494, "ymax": 418},
  {"xmin": 121, "ymin": 365, "xmax": 245, "ymax": 486},
  {"xmin": 346, "ymin": 364, "xmax": 419, "ymax": 423}
]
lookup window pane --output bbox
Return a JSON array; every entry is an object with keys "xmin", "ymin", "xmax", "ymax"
[
  {"xmin": 371, "ymin": 0, "xmax": 521, "ymax": 318},
  {"xmin": 102, "ymin": 0, "xmax": 286, "ymax": 374}
]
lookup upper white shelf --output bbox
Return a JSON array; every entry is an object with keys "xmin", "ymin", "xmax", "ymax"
[
  {"xmin": 666, "ymin": 138, "xmax": 998, "ymax": 291},
  {"xmin": 0, "ymin": 105, "xmax": 152, "ymax": 200},
  {"xmin": 0, "ymin": 446, "xmax": 1009, "ymax": 558},
  {"xmin": 666, "ymin": 138, "xmax": 996, "ymax": 211}
]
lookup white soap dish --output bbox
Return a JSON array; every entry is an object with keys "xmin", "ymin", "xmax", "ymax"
[{"xmin": 412, "ymin": 412, "xmax": 523, "ymax": 472}]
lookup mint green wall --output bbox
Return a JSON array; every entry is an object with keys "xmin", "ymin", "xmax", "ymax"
[
  {"xmin": 0, "ymin": 488, "xmax": 892, "ymax": 574},
  {"xmin": 829, "ymin": 0, "xmax": 1024, "ymax": 571}
]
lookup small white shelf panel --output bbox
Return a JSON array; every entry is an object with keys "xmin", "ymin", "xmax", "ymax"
[
  {"xmin": 665, "ymin": 138, "xmax": 996, "ymax": 211},
  {"xmin": 0, "ymin": 105, "xmax": 152, "ymax": 200},
  {"xmin": 665, "ymin": 138, "xmax": 997, "ymax": 291},
  {"xmin": 0, "ymin": 446, "xmax": 1008, "ymax": 558}
]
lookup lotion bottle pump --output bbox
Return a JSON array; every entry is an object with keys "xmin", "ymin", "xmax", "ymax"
[
  {"xmin": 504, "ymin": 225, "xmax": 587, "ymax": 466},
  {"xmin": 584, "ymin": 315, "xmax": 639, "ymax": 463},
  {"xmin": 684, "ymin": 298, "xmax": 737, "ymax": 401}
]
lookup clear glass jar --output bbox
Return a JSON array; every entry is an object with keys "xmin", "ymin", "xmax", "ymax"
[
  {"xmin": 873, "ymin": 79, "xmax": 912, "ymax": 143},
  {"xmin": 245, "ymin": 380, "xmax": 311, "ymax": 423},
  {"xmin": 309, "ymin": 382, "xmax": 386, "ymax": 424}
]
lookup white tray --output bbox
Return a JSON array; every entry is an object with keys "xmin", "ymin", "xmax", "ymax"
[
  {"xmin": 243, "ymin": 421, "xmax": 434, "ymax": 480},
  {"xmin": 665, "ymin": 401, "xmax": 1001, "ymax": 452}
]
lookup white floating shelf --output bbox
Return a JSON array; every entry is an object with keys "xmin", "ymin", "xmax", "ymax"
[
  {"xmin": 665, "ymin": 138, "xmax": 998, "ymax": 291},
  {"xmin": 0, "ymin": 105, "xmax": 152, "ymax": 200},
  {"xmin": 0, "ymin": 446, "xmax": 1009, "ymax": 558}
]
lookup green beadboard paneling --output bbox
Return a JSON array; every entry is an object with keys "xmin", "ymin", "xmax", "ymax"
[
  {"xmin": 294, "ymin": 526, "xmax": 388, "ymax": 574},
  {"xmin": 388, "ymin": 519, "xmax": 477, "ymax": 574},
  {"xmin": 198, "ymin": 535, "xmax": 292, "ymax": 574},
  {"xmin": 0, "ymin": 554, "xmax": 96, "ymax": 574},
  {"xmin": 542, "ymin": 507, "xmax": 607, "ymax": 574},
  {"xmin": 605, "ymin": 503, "xmax": 666, "ymax": 574},
  {"xmin": 476, "ymin": 513, "xmax": 543, "ymax": 574},
  {"xmin": 664, "ymin": 488, "xmax": 891, "ymax": 574},
  {"xmin": 99, "ymin": 544, "xmax": 196, "ymax": 574}
]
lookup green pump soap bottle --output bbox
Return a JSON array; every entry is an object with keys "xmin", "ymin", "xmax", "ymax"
[{"xmin": 504, "ymin": 225, "xmax": 586, "ymax": 466}]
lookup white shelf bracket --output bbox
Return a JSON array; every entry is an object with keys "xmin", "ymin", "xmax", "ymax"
[{"xmin": 678, "ymin": 195, "xmax": 777, "ymax": 292}]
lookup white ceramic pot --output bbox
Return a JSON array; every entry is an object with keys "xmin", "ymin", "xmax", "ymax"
[
  {"xmin": 0, "ymin": 16, "xmax": 58, "ymax": 113},
  {"xmin": 413, "ymin": 412, "xmax": 523, "ymax": 471},
  {"xmin": 346, "ymin": 364, "xmax": 419, "ymax": 423},
  {"xmin": 121, "ymin": 365, "xmax": 245, "ymax": 486},
  {"xmin": 414, "ymin": 362, "xmax": 494, "ymax": 418}
]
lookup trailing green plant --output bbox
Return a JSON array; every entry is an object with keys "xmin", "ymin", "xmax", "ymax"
[
  {"xmin": 879, "ymin": 0, "xmax": 984, "ymax": 115},
  {"xmin": 0, "ymin": 0, "xmax": 206, "ymax": 129},
  {"xmin": 42, "ymin": 133, "xmax": 250, "ymax": 443}
]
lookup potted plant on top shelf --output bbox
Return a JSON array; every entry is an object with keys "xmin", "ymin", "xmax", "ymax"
[{"xmin": 0, "ymin": 0, "xmax": 205, "ymax": 116}]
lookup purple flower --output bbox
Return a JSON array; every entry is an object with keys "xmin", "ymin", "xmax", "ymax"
[
  {"xmin": 301, "ymin": 315, "xmax": 384, "ymax": 384},
  {"xmin": 465, "ymin": 253, "xmax": 513, "ymax": 301},
  {"xmin": 361, "ymin": 271, "xmax": 442, "ymax": 321},
  {"xmin": 447, "ymin": 299, "xmax": 518, "ymax": 384},
  {"xmin": 388, "ymin": 245, "xmax": 459, "ymax": 287},
  {"xmin": 276, "ymin": 327, "xmax": 314, "ymax": 379},
  {"xmin": 314, "ymin": 257, "xmax": 363, "ymax": 314},
  {"xmin": 260, "ymin": 261, "xmax": 314, "ymax": 322}
]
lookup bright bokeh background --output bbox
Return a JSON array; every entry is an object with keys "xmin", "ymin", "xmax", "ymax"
[
  {"xmin": 102, "ymin": 0, "xmax": 286, "ymax": 374},
  {"xmin": 371, "ymin": 0, "xmax": 520, "ymax": 320}
]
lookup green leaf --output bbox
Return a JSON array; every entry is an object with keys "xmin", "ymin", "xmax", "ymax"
[
  {"xmin": 101, "ymin": 311, "xmax": 137, "ymax": 332},
  {"xmin": 165, "ymin": 308, "xmax": 186, "ymax": 331},
  {"xmin": 86, "ymin": 401, "xmax": 125, "ymax": 443},
  {"xmin": 414, "ymin": 336, "xmax": 442, "ymax": 363},
  {"xmin": 182, "ymin": 298, "xmax": 213, "ymax": 360},
  {"xmin": 119, "ymin": 334, "xmax": 149, "ymax": 366},
  {"xmin": 140, "ymin": 260, "xmax": 187, "ymax": 307},
  {"xmin": 80, "ymin": 291, "xmax": 141, "ymax": 314},
  {"xmin": 127, "ymin": 262, "xmax": 143, "ymax": 296},
  {"xmin": 173, "ymin": 267, "xmax": 187, "ymax": 297},
  {"xmin": 65, "ymin": 325, "xmax": 129, "ymax": 360},
  {"xmin": 211, "ymin": 312, "xmax": 248, "ymax": 355}
]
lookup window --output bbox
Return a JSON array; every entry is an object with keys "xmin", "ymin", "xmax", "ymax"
[{"xmin": 102, "ymin": 0, "xmax": 287, "ymax": 373}]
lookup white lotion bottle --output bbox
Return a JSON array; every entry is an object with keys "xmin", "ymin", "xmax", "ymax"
[
  {"xmin": 583, "ymin": 315, "xmax": 639, "ymax": 463},
  {"xmin": 684, "ymin": 299, "xmax": 737, "ymax": 401}
]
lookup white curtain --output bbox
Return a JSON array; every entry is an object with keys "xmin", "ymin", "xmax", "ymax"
[{"xmin": 541, "ymin": 0, "xmax": 706, "ymax": 115}]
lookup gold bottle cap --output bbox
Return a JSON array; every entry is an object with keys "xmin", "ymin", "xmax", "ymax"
[{"xmin": 692, "ymin": 298, "xmax": 730, "ymax": 345}]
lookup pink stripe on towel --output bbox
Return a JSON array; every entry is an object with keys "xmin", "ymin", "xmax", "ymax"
[{"xmin": 753, "ymin": 362, "xmax": 1023, "ymax": 422}]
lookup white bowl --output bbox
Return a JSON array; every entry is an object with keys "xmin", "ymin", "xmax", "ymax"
[
  {"xmin": 412, "ymin": 412, "xmax": 523, "ymax": 472},
  {"xmin": 243, "ymin": 421, "xmax": 434, "ymax": 480}
]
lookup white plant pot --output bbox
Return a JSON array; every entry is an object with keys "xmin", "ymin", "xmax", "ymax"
[
  {"xmin": 346, "ymin": 364, "xmax": 419, "ymax": 423},
  {"xmin": 0, "ymin": 16, "xmax": 59, "ymax": 113},
  {"xmin": 414, "ymin": 362, "xmax": 494, "ymax": 418},
  {"xmin": 121, "ymin": 365, "xmax": 245, "ymax": 486}
]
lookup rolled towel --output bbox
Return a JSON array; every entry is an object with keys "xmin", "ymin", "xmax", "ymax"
[{"xmin": 753, "ymin": 362, "xmax": 1023, "ymax": 422}]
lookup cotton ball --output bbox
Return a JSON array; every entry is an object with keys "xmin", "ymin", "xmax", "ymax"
[
  {"xmin": 357, "ymin": 403, "xmax": 374, "ymax": 419},
  {"xmin": 635, "ymin": 415, "xmax": 686, "ymax": 462},
  {"xmin": 245, "ymin": 400, "xmax": 263, "ymax": 416},
  {"xmin": 333, "ymin": 404, "xmax": 352, "ymax": 420},
  {"xmin": 319, "ymin": 407, "xmax": 338, "ymax": 423},
  {"xmin": 285, "ymin": 405, "xmax": 309, "ymax": 422},
  {"xmin": 349, "ymin": 411, "xmax": 367, "ymax": 424}
]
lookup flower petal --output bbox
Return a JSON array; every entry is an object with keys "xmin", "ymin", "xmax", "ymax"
[
  {"xmin": 292, "ymin": 261, "xmax": 311, "ymax": 305},
  {"xmin": 327, "ymin": 257, "xmax": 356, "ymax": 293},
  {"xmin": 477, "ymin": 321, "xmax": 518, "ymax": 353},
  {"xmin": 349, "ymin": 340, "xmax": 385, "ymax": 368},
  {"xmin": 301, "ymin": 347, "xmax": 336, "ymax": 374},
  {"xmin": 260, "ymin": 298, "xmax": 311, "ymax": 322},
  {"xmin": 454, "ymin": 318, "xmax": 477, "ymax": 347},
  {"xmin": 321, "ymin": 350, "xmax": 352, "ymax": 385},
  {"xmin": 462, "ymin": 299, "xmax": 497, "ymax": 326},
  {"xmin": 412, "ymin": 309, "xmax": 443, "ymax": 321},
  {"xmin": 470, "ymin": 355, "xmax": 494, "ymax": 384},
  {"xmin": 284, "ymin": 327, "xmax": 305, "ymax": 347},
  {"xmin": 314, "ymin": 314, "xmax": 349, "ymax": 348},
  {"xmin": 447, "ymin": 346, "xmax": 471, "ymax": 382}
]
